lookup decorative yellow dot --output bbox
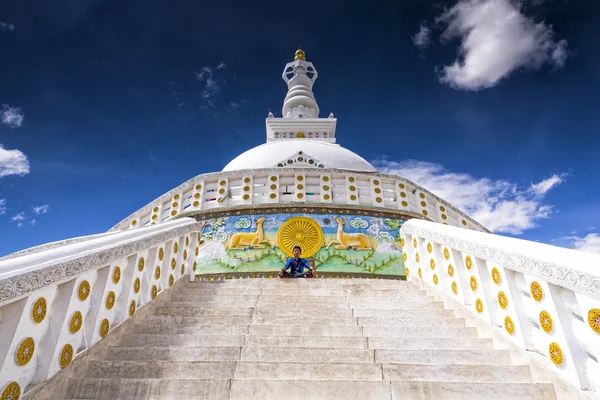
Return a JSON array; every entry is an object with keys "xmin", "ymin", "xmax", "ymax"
[
  {"xmin": 403, "ymin": 253, "xmax": 407, "ymax": 262},
  {"xmin": 323, "ymin": 194, "xmax": 330, "ymax": 200},
  {"xmin": 415, "ymin": 253, "xmax": 420, "ymax": 263},
  {"xmin": 349, "ymin": 194, "xmax": 357, "ymax": 201},
  {"xmin": 1, "ymin": 382, "xmax": 21, "ymax": 400},
  {"xmin": 196, "ymin": 184, "xmax": 202, "ymax": 190},
  {"xmin": 243, "ymin": 177, "xmax": 250, "ymax": 183},
  {"xmin": 219, "ymin": 180, "xmax": 226, "ymax": 186},
  {"xmin": 470, "ymin": 276, "xmax": 477, "ymax": 291},
  {"xmin": 348, "ymin": 177, "xmax": 355, "ymax": 182},
  {"xmin": 430, "ymin": 258, "xmax": 435, "ymax": 270},
  {"xmin": 270, "ymin": 176, "xmax": 277, "ymax": 182},
  {"xmin": 172, "ymin": 202, "xmax": 179, "ymax": 208},
  {"xmin": 422, "ymin": 210, "xmax": 428, "ymax": 216},
  {"xmin": 32, "ymin": 297, "xmax": 47, "ymax": 324},
  {"xmin": 418, "ymin": 268, "xmax": 422, "ymax": 278},
  {"xmin": 185, "ymin": 236, "xmax": 189, "ymax": 246},
  {"xmin": 413, "ymin": 238, "xmax": 417, "ymax": 248},
  {"xmin": 112, "ymin": 266, "xmax": 121, "ymax": 284},
  {"xmin": 171, "ymin": 258, "xmax": 176, "ymax": 270},
  {"xmin": 452, "ymin": 281, "xmax": 458, "ymax": 294},
  {"xmin": 399, "ymin": 183, "xmax": 405, "ymax": 189},
  {"xmin": 465, "ymin": 256, "xmax": 473, "ymax": 270},
  {"xmin": 78, "ymin": 280, "xmax": 91, "ymax": 301},
  {"xmin": 531, "ymin": 281, "xmax": 543, "ymax": 302},
  {"xmin": 447, "ymin": 264, "xmax": 454, "ymax": 277},
  {"xmin": 155, "ymin": 266, "xmax": 161, "ymax": 280},
  {"xmin": 169, "ymin": 274, "xmax": 174, "ymax": 287},
  {"xmin": 153, "ymin": 206, "xmax": 159, "ymax": 213},
  {"xmin": 184, "ymin": 250, "xmax": 188, "ymax": 260},
  {"xmin": 158, "ymin": 248, "xmax": 164, "ymax": 261},
  {"xmin": 193, "ymin": 200, "xmax": 200, "ymax": 206},
  {"xmin": 589, "ymin": 308, "xmax": 600, "ymax": 334},
  {"xmin": 138, "ymin": 257, "xmax": 145, "ymax": 271},
  {"xmin": 549, "ymin": 342, "xmax": 563, "ymax": 365},
  {"xmin": 400, "ymin": 192, "xmax": 407, "ymax": 198},
  {"xmin": 322, "ymin": 176, "xmax": 330, "ymax": 182},
  {"xmin": 498, "ymin": 291, "xmax": 508, "ymax": 309},
  {"xmin": 426, "ymin": 243, "xmax": 432, "ymax": 253},
  {"xmin": 491, "ymin": 268, "xmax": 501, "ymax": 284},
  {"xmin": 401, "ymin": 237, "xmax": 405, "ymax": 248},
  {"xmin": 443, "ymin": 247, "xmax": 450, "ymax": 260},
  {"xmin": 194, "ymin": 193, "xmax": 200, "ymax": 199},
  {"xmin": 504, "ymin": 316, "xmax": 515, "ymax": 335},
  {"xmin": 401, "ymin": 201, "xmax": 408, "ymax": 207},
  {"xmin": 374, "ymin": 188, "xmax": 381, "ymax": 194},
  {"xmin": 433, "ymin": 274, "xmax": 438, "ymax": 285},
  {"xmin": 99, "ymin": 318, "xmax": 110, "ymax": 338},
  {"xmin": 131, "ymin": 220, "xmax": 137, "ymax": 226},
  {"xmin": 420, "ymin": 201, "xmax": 427, "ymax": 207},
  {"xmin": 15, "ymin": 337, "xmax": 35, "ymax": 366},
  {"xmin": 376, "ymin": 197, "xmax": 382, "ymax": 203},
  {"xmin": 440, "ymin": 206, "xmax": 446, "ymax": 212},
  {"xmin": 475, "ymin": 298, "xmax": 483, "ymax": 313},
  {"xmin": 539, "ymin": 310, "xmax": 553, "ymax": 333},
  {"xmin": 243, "ymin": 185, "xmax": 250, "ymax": 192},
  {"xmin": 179, "ymin": 264, "xmax": 184, "ymax": 274},
  {"xmin": 373, "ymin": 179, "xmax": 380, "ymax": 185},
  {"xmin": 349, "ymin": 185, "xmax": 356, "ymax": 191},
  {"xmin": 171, "ymin": 210, "xmax": 177, "ymax": 216},
  {"xmin": 322, "ymin": 185, "xmax": 330, "ymax": 191},
  {"xmin": 269, "ymin": 193, "xmax": 277, "ymax": 199},
  {"xmin": 297, "ymin": 184, "xmax": 304, "ymax": 190},
  {"xmin": 106, "ymin": 291, "xmax": 116, "ymax": 310},
  {"xmin": 129, "ymin": 300, "xmax": 136, "ymax": 317},
  {"xmin": 174, "ymin": 242, "xmax": 179, "ymax": 253},
  {"xmin": 152, "ymin": 214, "xmax": 158, "ymax": 220},
  {"xmin": 297, "ymin": 193, "xmax": 304, "ymax": 199},
  {"xmin": 69, "ymin": 311, "xmax": 82, "ymax": 333},
  {"xmin": 270, "ymin": 184, "xmax": 277, "ymax": 190},
  {"xmin": 462, "ymin": 220, "xmax": 467, "ymax": 226},
  {"xmin": 133, "ymin": 278, "xmax": 140, "ymax": 294},
  {"xmin": 242, "ymin": 194, "xmax": 250, "ymax": 201},
  {"xmin": 151, "ymin": 285, "xmax": 158, "ymax": 299},
  {"xmin": 218, "ymin": 188, "xmax": 226, "ymax": 195},
  {"xmin": 441, "ymin": 214, "xmax": 447, "ymax": 220},
  {"xmin": 419, "ymin": 193, "xmax": 425, "ymax": 199},
  {"xmin": 174, "ymin": 194, "xmax": 180, "ymax": 200},
  {"xmin": 405, "ymin": 267, "xmax": 410, "ymax": 277},
  {"xmin": 195, "ymin": 247, "xmax": 199, "ymax": 257},
  {"xmin": 59, "ymin": 344, "xmax": 73, "ymax": 368}
]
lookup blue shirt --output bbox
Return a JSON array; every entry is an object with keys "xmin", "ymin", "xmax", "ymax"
[{"xmin": 283, "ymin": 257, "xmax": 310, "ymax": 274}]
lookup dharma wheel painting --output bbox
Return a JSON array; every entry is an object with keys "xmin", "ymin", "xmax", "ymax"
[{"xmin": 195, "ymin": 213, "xmax": 407, "ymax": 276}]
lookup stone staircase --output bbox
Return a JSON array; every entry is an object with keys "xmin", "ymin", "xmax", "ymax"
[{"xmin": 62, "ymin": 278, "xmax": 559, "ymax": 399}]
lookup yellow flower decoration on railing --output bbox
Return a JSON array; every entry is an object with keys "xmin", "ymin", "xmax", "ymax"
[
  {"xmin": 405, "ymin": 267, "xmax": 410, "ymax": 277},
  {"xmin": 99, "ymin": 318, "xmax": 110, "ymax": 338},
  {"xmin": 491, "ymin": 268, "xmax": 501, "ymax": 285},
  {"xmin": 540, "ymin": 310, "xmax": 553, "ymax": 333},
  {"xmin": 112, "ymin": 266, "xmax": 121, "ymax": 284},
  {"xmin": 171, "ymin": 258, "xmax": 176, "ymax": 269},
  {"xmin": 465, "ymin": 255, "xmax": 473, "ymax": 270},
  {"xmin": 415, "ymin": 253, "xmax": 420, "ymax": 263},
  {"xmin": 195, "ymin": 247, "xmax": 199, "ymax": 256},
  {"xmin": 78, "ymin": 280, "xmax": 91, "ymax": 301},
  {"xmin": 589, "ymin": 308, "xmax": 600, "ymax": 334},
  {"xmin": 106, "ymin": 291, "xmax": 115, "ymax": 310},
  {"xmin": 413, "ymin": 238, "xmax": 417, "ymax": 248},
  {"xmin": 158, "ymin": 247, "xmax": 164, "ymax": 261},
  {"xmin": 433, "ymin": 274, "xmax": 438, "ymax": 285},
  {"xmin": 401, "ymin": 237, "xmax": 405, "ymax": 248},
  {"xmin": 531, "ymin": 281, "xmax": 543, "ymax": 302},
  {"xmin": 32, "ymin": 297, "xmax": 47, "ymax": 324},
  {"xmin": 174, "ymin": 242, "xmax": 179, "ymax": 253},
  {"xmin": 504, "ymin": 316, "xmax": 515, "ymax": 335},
  {"xmin": 180, "ymin": 264, "xmax": 185, "ymax": 275},
  {"xmin": 430, "ymin": 258, "xmax": 435, "ymax": 270},
  {"xmin": 133, "ymin": 278, "xmax": 140, "ymax": 294},
  {"xmin": 169, "ymin": 274, "xmax": 175, "ymax": 287},
  {"xmin": 155, "ymin": 266, "xmax": 161, "ymax": 280},
  {"xmin": 470, "ymin": 276, "xmax": 477, "ymax": 291},
  {"xmin": 138, "ymin": 257, "xmax": 145, "ymax": 271},
  {"xmin": 1, "ymin": 382, "xmax": 20, "ymax": 400},
  {"xmin": 15, "ymin": 337, "xmax": 35, "ymax": 366},
  {"xmin": 59, "ymin": 343, "xmax": 73, "ymax": 368},
  {"xmin": 447, "ymin": 264, "xmax": 454, "ymax": 277},
  {"xmin": 498, "ymin": 291, "xmax": 508, "ymax": 309},
  {"xmin": 129, "ymin": 300, "xmax": 136, "ymax": 317},
  {"xmin": 403, "ymin": 253, "xmax": 407, "ymax": 262},
  {"xmin": 69, "ymin": 311, "xmax": 82, "ymax": 333},
  {"xmin": 183, "ymin": 250, "xmax": 188, "ymax": 260},
  {"xmin": 186, "ymin": 236, "xmax": 190, "ymax": 246},
  {"xmin": 549, "ymin": 342, "xmax": 563, "ymax": 365},
  {"xmin": 443, "ymin": 247, "xmax": 450, "ymax": 260},
  {"xmin": 452, "ymin": 281, "xmax": 458, "ymax": 295},
  {"xmin": 151, "ymin": 285, "xmax": 158, "ymax": 299},
  {"xmin": 475, "ymin": 299, "xmax": 483, "ymax": 313},
  {"xmin": 418, "ymin": 268, "xmax": 422, "ymax": 278},
  {"xmin": 427, "ymin": 243, "xmax": 432, "ymax": 253}
]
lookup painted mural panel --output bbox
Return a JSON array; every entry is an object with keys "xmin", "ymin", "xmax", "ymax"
[{"xmin": 195, "ymin": 213, "xmax": 406, "ymax": 277}]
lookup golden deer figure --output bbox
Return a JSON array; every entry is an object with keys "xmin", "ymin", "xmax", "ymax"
[
  {"xmin": 227, "ymin": 217, "xmax": 270, "ymax": 250},
  {"xmin": 325, "ymin": 217, "xmax": 373, "ymax": 250}
]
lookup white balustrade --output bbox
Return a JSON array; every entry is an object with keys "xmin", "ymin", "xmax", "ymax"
[
  {"xmin": 0, "ymin": 218, "xmax": 201, "ymax": 398},
  {"xmin": 401, "ymin": 219, "xmax": 600, "ymax": 393}
]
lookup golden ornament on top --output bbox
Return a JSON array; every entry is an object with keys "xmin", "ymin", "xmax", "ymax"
[
  {"xmin": 531, "ymin": 281, "xmax": 543, "ymax": 302},
  {"xmin": 69, "ymin": 311, "xmax": 83, "ymax": 334},
  {"xmin": 589, "ymin": 308, "xmax": 600, "ymax": 334},
  {"xmin": 276, "ymin": 216, "xmax": 324, "ymax": 259},
  {"xmin": 15, "ymin": 337, "xmax": 35, "ymax": 366},
  {"xmin": 78, "ymin": 280, "xmax": 91, "ymax": 301},
  {"xmin": 32, "ymin": 297, "xmax": 47, "ymax": 323},
  {"xmin": 99, "ymin": 318, "xmax": 110, "ymax": 338},
  {"xmin": 443, "ymin": 247, "xmax": 450, "ymax": 260},
  {"xmin": 491, "ymin": 268, "xmax": 501, "ymax": 285},
  {"xmin": 475, "ymin": 298, "xmax": 483, "ymax": 313},
  {"xmin": 549, "ymin": 342, "xmax": 563, "ymax": 365},
  {"xmin": 540, "ymin": 310, "xmax": 553, "ymax": 333},
  {"xmin": 1, "ymin": 382, "xmax": 20, "ymax": 400},
  {"xmin": 294, "ymin": 49, "xmax": 306, "ymax": 60},
  {"xmin": 465, "ymin": 256, "xmax": 473, "ymax": 270}
]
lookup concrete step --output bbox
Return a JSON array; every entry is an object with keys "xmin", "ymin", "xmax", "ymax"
[
  {"xmin": 233, "ymin": 362, "xmax": 383, "ymax": 381},
  {"xmin": 382, "ymin": 364, "xmax": 532, "ymax": 382},
  {"xmin": 363, "ymin": 326, "xmax": 479, "ymax": 338},
  {"xmin": 257, "ymin": 295, "xmax": 346, "ymax": 303},
  {"xmin": 375, "ymin": 349, "xmax": 512, "ymax": 365},
  {"xmin": 85, "ymin": 361, "xmax": 236, "ymax": 379},
  {"xmin": 240, "ymin": 347, "xmax": 374, "ymax": 363},
  {"xmin": 105, "ymin": 346, "xmax": 241, "ymax": 362},
  {"xmin": 133, "ymin": 324, "xmax": 249, "ymax": 335},
  {"xmin": 251, "ymin": 315, "xmax": 358, "ymax": 326},
  {"xmin": 253, "ymin": 308, "xmax": 354, "ymax": 318},
  {"xmin": 120, "ymin": 334, "xmax": 244, "ymax": 347},
  {"xmin": 247, "ymin": 325, "xmax": 363, "ymax": 337},
  {"xmin": 358, "ymin": 316, "xmax": 466, "ymax": 327},
  {"xmin": 367, "ymin": 337, "xmax": 493, "ymax": 350},
  {"xmin": 144, "ymin": 315, "xmax": 253, "ymax": 325},
  {"xmin": 348, "ymin": 300, "xmax": 444, "ymax": 310},
  {"xmin": 345, "ymin": 290, "xmax": 427, "ymax": 297},
  {"xmin": 353, "ymin": 308, "xmax": 455, "ymax": 318},
  {"xmin": 154, "ymin": 306, "xmax": 254, "ymax": 316},
  {"xmin": 170, "ymin": 288, "xmax": 263, "ymax": 296},
  {"xmin": 163, "ymin": 294, "xmax": 259, "ymax": 303},
  {"xmin": 257, "ymin": 301, "xmax": 351, "ymax": 310},
  {"xmin": 244, "ymin": 335, "xmax": 367, "ymax": 348}
]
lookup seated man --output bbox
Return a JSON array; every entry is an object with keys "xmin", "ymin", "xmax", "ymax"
[{"xmin": 279, "ymin": 245, "xmax": 316, "ymax": 278}]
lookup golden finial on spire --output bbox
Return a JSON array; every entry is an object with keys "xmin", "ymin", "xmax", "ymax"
[{"xmin": 294, "ymin": 49, "xmax": 306, "ymax": 61}]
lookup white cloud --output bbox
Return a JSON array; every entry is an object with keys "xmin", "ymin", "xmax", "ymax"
[
  {"xmin": 529, "ymin": 174, "xmax": 565, "ymax": 196},
  {"xmin": 1, "ymin": 105, "xmax": 24, "ymax": 128},
  {"xmin": 557, "ymin": 233, "xmax": 600, "ymax": 255},
  {"xmin": 373, "ymin": 159, "xmax": 564, "ymax": 235},
  {"xmin": 195, "ymin": 66, "xmax": 221, "ymax": 101},
  {"xmin": 216, "ymin": 61, "xmax": 227, "ymax": 70},
  {"xmin": 412, "ymin": 23, "xmax": 432, "ymax": 49},
  {"xmin": 0, "ymin": 198, "xmax": 6, "ymax": 215},
  {"xmin": 0, "ymin": 21, "xmax": 15, "ymax": 32},
  {"xmin": 437, "ymin": 0, "xmax": 568, "ymax": 91},
  {"xmin": 0, "ymin": 144, "xmax": 30, "ymax": 177},
  {"xmin": 17, "ymin": 222, "xmax": 23, "ymax": 228},
  {"xmin": 33, "ymin": 204, "xmax": 50, "ymax": 215},
  {"xmin": 30, "ymin": 218, "xmax": 37, "ymax": 226},
  {"xmin": 11, "ymin": 212, "xmax": 26, "ymax": 222}
]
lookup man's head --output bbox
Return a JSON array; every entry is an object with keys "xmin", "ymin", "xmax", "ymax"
[{"xmin": 292, "ymin": 246, "xmax": 301, "ymax": 258}]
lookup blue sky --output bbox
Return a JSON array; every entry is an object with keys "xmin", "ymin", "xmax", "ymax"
[{"xmin": 1, "ymin": 0, "xmax": 599, "ymax": 256}]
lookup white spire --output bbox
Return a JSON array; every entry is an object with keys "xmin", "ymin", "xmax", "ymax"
[{"xmin": 281, "ymin": 49, "xmax": 320, "ymax": 119}]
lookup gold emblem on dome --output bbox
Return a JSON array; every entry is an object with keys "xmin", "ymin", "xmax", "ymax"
[
  {"xmin": 151, "ymin": 285, "xmax": 158, "ymax": 299},
  {"xmin": 32, "ymin": 297, "xmax": 47, "ymax": 323},
  {"xmin": 133, "ymin": 278, "xmax": 140, "ymax": 294},
  {"xmin": 433, "ymin": 274, "xmax": 438, "ymax": 285},
  {"xmin": 1, "ymin": 382, "xmax": 21, "ymax": 400},
  {"xmin": 418, "ymin": 268, "xmax": 422, "ymax": 278},
  {"xmin": 470, "ymin": 276, "xmax": 477, "ymax": 292},
  {"xmin": 498, "ymin": 291, "xmax": 508, "ymax": 309},
  {"xmin": 452, "ymin": 281, "xmax": 458, "ymax": 294},
  {"xmin": 78, "ymin": 281, "xmax": 90, "ymax": 301},
  {"xmin": 69, "ymin": 311, "xmax": 83, "ymax": 333},
  {"xmin": 106, "ymin": 291, "xmax": 116, "ymax": 310},
  {"xmin": 427, "ymin": 243, "xmax": 432, "ymax": 253},
  {"xmin": 276, "ymin": 216, "xmax": 324, "ymax": 258},
  {"xmin": 540, "ymin": 310, "xmax": 553, "ymax": 333},
  {"xmin": 158, "ymin": 247, "xmax": 164, "ymax": 261},
  {"xmin": 491, "ymin": 268, "xmax": 501, "ymax": 285},
  {"xmin": 294, "ymin": 49, "xmax": 306, "ymax": 61},
  {"xmin": 589, "ymin": 308, "xmax": 600, "ymax": 334},
  {"xmin": 138, "ymin": 257, "xmax": 145, "ymax": 271},
  {"xmin": 531, "ymin": 281, "xmax": 543, "ymax": 302},
  {"xmin": 99, "ymin": 318, "xmax": 110, "ymax": 338},
  {"xmin": 475, "ymin": 298, "xmax": 483, "ymax": 313},
  {"xmin": 15, "ymin": 337, "xmax": 35, "ymax": 366},
  {"xmin": 430, "ymin": 258, "xmax": 435, "ymax": 270},
  {"xmin": 169, "ymin": 274, "xmax": 174, "ymax": 287},
  {"xmin": 465, "ymin": 255, "xmax": 473, "ymax": 270},
  {"xmin": 443, "ymin": 247, "xmax": 450, "ymax": 260},
  {"xmin": 59, "ymin": 343, "xmax": 73, "ymax": 368},
  {"xmin": 549, "ymin": 342, "xmax": 563, "ymax": 365},
  {"xmin": 447, "ymin": 264, "xmax": 454, "ymax": 277},
  {"xmin": 504, "ymin": 316, "xmax": 515, "ymax": 335},
  {"xmin": 112, "ymin": 266, "xmax": 121, "ymax": 284},
  {"xmin": 129, "ymin": 300, "xmax": 136, "ymax": 317}
]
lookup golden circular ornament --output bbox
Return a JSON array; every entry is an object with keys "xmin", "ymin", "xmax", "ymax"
[
  {"xmin": 498, "ymin": 291, "xmax": 508, "ymax": 309},
  {"xmin": 270, "ymin": 176, "xmax": 277, "ymax": 182},
  {"xmin": 181, "ymin": 264, "xmax": 185, "ymax": 275},
  {"xmin": 589, "ymin": 308, "xmax": 600, "ymax": 334},
  {"xmin": 270, "ymin": 184, "xmax": 277, "ymax": 190},
  {"xmin": 276, "ymin": 216, "xmax": 324, "ymax": 258},
  {"xmin": 174, "ymin": 242, "xmax": 178, "ymax": 253},
  {"xmin": 243, "ymin": 178, "xmax": 250, "ymax": 183},
  {"xmin": 297, "ymin": 184, "xmax": 304, "ymax": 190},
  {"xmin": 401, "ymin": 201, "xmax": 408, "ymax": 207},
  {"xmin": 475, "ymin": 298, "xmax": 483, "ymax": 313},
  {"xmin": 549, "ymin": 342, "xmax": 563, "ymax": 365},
  {"xmin": 32, "ymin": 297, "xmax": 47, "ymax": 323},
  {"xmin": 415, "ymin": 253, "xmax": 420, "ymax": 263},
  {"xmin": 242, "ymin": 194, "xmax": 249, "ymax": 201},
  {"xmin": 422, "ymin": 210, "xmax": 428, "ymax": 216},
  {"xmin": 151, "ymin": 285, "xmax": 158, "ymax": 299},
  {"xmin": 443, "ymin": 247, "xmax": 450, "ymax": 260},
  {"xmin": 405, "ymin": 267, "xmax": 409, "ymax": 277},
  {"xmin": 427, "ymin": 243, "xmax": 432, "ymax": 253},
  {"xmin": 452, "ymin": 281, "xmax": 458, "ymax": 294},
  {"xmin": 133, "ymin": 278, "xmax": 140, "ymax": 294},
  {"xmin": 441, "ymin": 214, "xmax": 447, "ymax": 220},
  {"xmin": 504, "ymin": 316, "xmax": 515, "ymax": 335},
  {"xmin": 413, "ymin": 238, "xmax": 417, "ymax": 248},
  {"xmin": 440, "ymin": 206, "xmax": 446, "ymax": 212},
  {"xmin": 219, "ymin": 180, "xmax": 226, "ymax": 186},
  {"xmin": 348, "ymin": 177, "xmax": 355, "ymax": 182},
  {"xmin": 59, "ymin": 344, "xmax": 73, "ymax": 368},
  {"xmin": 171, "ymin": 258, "xmax": 176, "ymax": 269},
  {"xmin": 99, "ymin": 318, "xmax": 109, "ymax": 338},
  {"xmin": 172, "ymin": 202, "xmax": 179, "ymax": 208},
  {"xmin": 297, "ymin": 175, "xmax": 304, "ymax": 181},
  {"xmin": 465, "ymin": 256, "xmax": 473, "ymax": 270},
  {"xmin": 531, "ymin": 281, "xmax": 543, "ymax": 302},
  {"xmin": 131, "ymin": 220, "xmax": 137, "ymax": 226},
  {"xmin": 196, "ymin": 183, "xmax": 203, "ymax": 189},
  {"xmin": 401, "ymin": 237, "xmax": 405, "ymax": 248},
  {"xmin": 374, "ymin": 188, "xmax": 381, "ymax": 194},
  {"xmin": 15, "ymin": 337, "xmax": 35, "ymax": 366},
  {"xmin": 540, "ymin": 311, "xmax": 553, "ymax": 333},
  {"xmin": 158, "ymin": 248, "xmax": 164, "ymax": 261},
  {"xmin": 322, "ymin": 176, "xmax": 329, "ymax": 182},
  {"xmin": 376, "ymin": 197, "xmax": 382, "ymax": 203},
  {"xmin": 106, "ymin": 291, "xmax": 116, "ymax": 310},
  {"xmin": 153, "ymin": 206, "xmax": 159, "ymax": 212},
  {"xmin": 174, "ymin": 194, "xmax": 180, "ymax": 200},
  {"xmin": 418, "ymin": 268, "xmax": 422, "ymax": 278},
  {"xmin": 433, "ymin": 274, "xmax": 438, "ymax": 285},
  {"xmin": 323, "ymin": 185, "xmax": 330, "ymax": 191},
  {"xmin": 349, "ymin": 185, "xmax": 356, "ymax": 191},
  {"xmin": 491, "ymin": 268, "xmax": 501, "ymax": 285},
  {"xmin": 421, "ymin": 201, "xmax": 427, "ymax": 207},
  {"xmin": 129, "ymin": 300, "xmax": 136, "ymax": 317},
  {"xmin": 462, "ymin": 220, "xmax": 467, "ymax": 226},
  {"xmin": 373, "ymin": 179, "xmax": 380, "ymax": 185},
  {"xmin": 399, "ymin": 183, "xmax": 405, "ymax": 189},
  {"xmin": 403, "ymin": 253, "xmax": 407, "ymax": 262},
  {"xmin": 138, "ymin": 257, "xmax": 145, "ymax": 271},
  {"xmin": 400, "ymin": 192, "xmax": 406, "ymax": 198},
  {"xmin": 69, "ymin": 311, "xmax": 82, "ymax": 333},
  {"xmin": 170, "ymin": 210, "xmax": 177, "ymax": 216},
  {"xmin": 152, "ymin": 214, "xmax": 157, "ymax": 220},
  {"xmin": 1, "ymin": 382, "xmax": 20, "ymax": 400},
  {"xmin": 78, "ymin": 281, "xmax": 91, "ymax": 301},
  {"xmin": 185, "ymin": 236, "xmax": 189, "ymax": 246},
  {"xmin": 195, "ymin": 247, "xmax": 199, "ymax": 256},
  {"xmin": 194, "ymin": 193, "xmax": 200, "ymax": 199},
  {"xmin": 184, "ymin": 250, "xmax": 188, "ymax": 260},
  {"xmin": 297, "ymin": 193, "xmax": 304, "ymax": 199},
  {"xmin": 155, "ymin": 266, "xmax": 161, "ymax": 280},
  {"xmin": 430, "ymin": 258, "xmax": 435, "ymax": 270},
  {"xmin": 349, "ymin": 194, "xmax": 357, "ymax": 200},
  {"xmin": 169, "ymin": 274, "xmax": 174, "ymax": 287},
  {"xmin": 193, "ymin": 200, "xmax": 200, "ymax": 206},
  {"xmin": 243, "ymin": 185, "xmax": 250, "ymax": 192},
  {"xmin": 447, "ymin": 264, "xmax": 454, "ymax": 277},
  {"xmin": 269, "ymin": 193, "xmax": 277, "ymax": 199},
  {"xmin": 323, "ymin": 194, "xmax": 330, "ymax": 200},
  {"xmin": 419, "ymin": 193, "xmax": 425, "ymax": 199},
  {"xmin": 112, "ymin": 266, "xmax": 121, "ymax": 284},
  {"xmin": 470, "ymin": 276, "xmax": 477, "ymax": 291}
]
